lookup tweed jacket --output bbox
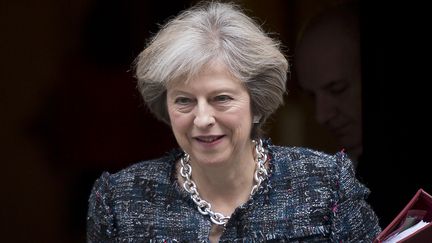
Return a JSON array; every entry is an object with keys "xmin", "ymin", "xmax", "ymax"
[{"xmin": 87, "ymin": 141, "xmax": 381, "ymax": 242}]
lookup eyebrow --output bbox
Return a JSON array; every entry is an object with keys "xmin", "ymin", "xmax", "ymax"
[
  {"xmin": 320, "ymin": 79, "xmax": 347, "ymax": 90},
  {"xmin": 168, "ymin": 87, "xmax": 239, "ymax": 96},
  {"xmin": 167, "ymin": 90, "xmax": 190, "ymax": 96}
]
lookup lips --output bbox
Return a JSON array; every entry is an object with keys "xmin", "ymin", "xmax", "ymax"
[
  {"xmin": 194, "ymin": 135, "xmax": 225, "ymax": 143},
  {"xmin": 328, "ymin": 122, "xmax": 351, "ymax": 138}
]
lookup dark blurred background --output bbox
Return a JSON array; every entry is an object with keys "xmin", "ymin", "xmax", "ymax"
[{"xmin": 1, "ymin": 0, "xmax": 430, "ymax": 242}]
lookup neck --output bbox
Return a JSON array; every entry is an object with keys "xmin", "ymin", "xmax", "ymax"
[
  {"xmin": 192, "ymin": 155, "xmax": 255, "ymax": 197},
  {"xmin": 347, "ymin": 145, "xmax": 362, "ymax": 168},
  {"xmin": 178, "ymin": 141, "xmax": 256, "ymax": 214}
]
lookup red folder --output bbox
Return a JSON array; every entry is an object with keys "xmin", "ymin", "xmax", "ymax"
[{"xmin": 374, "ymin": 189, "xmax": 432, "ymax": 242}]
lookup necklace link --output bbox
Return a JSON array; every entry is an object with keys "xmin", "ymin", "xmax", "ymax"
[{"xmin": 179, "ymin": 139, "xmax": 269, "ymax": 226}]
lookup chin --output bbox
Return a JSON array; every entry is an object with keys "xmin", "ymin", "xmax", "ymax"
[{"xmin": 191, "ymin": 152, "xmax": 230, "ymax": 167}]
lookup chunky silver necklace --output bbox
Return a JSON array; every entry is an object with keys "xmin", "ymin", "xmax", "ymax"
[{"xmin": 179, "ymin": 139, "xmax": 269, "ymax": 226}]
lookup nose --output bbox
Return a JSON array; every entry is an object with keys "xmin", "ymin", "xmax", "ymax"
[
  {"xmin": 193, "ymin": 100, "xmax": 215, "ymax": 129},
  {"xmin": 315, "ymin": 94, "xmax": 336, "ymax": 125}
]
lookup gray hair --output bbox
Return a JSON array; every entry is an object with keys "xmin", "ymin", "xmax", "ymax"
[{"xmin": 135, "ymin": 1, "xmax": 288, "ymax": 137}]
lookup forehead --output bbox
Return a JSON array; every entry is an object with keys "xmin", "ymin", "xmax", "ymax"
[
  {"xmin": 296, "ymin": 28, "xmax": 360, "ymax": 90},
  {"xmin": 296, "ymin": 46, "xmax": 357, "ymax": 90},
  {"xmin": 167, "ymin": 62, "xmax": 244, "ymax": 91},
  {"xmin": 297, "ymin": 58, "xmax": 345, "ymax": 92}
]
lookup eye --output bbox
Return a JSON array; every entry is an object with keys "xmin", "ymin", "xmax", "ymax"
[
  {"xmin": 174, "ymin": 97, "xmax": 193, "ymax": 105},
  {"xmin": 303, "ymin": 90, "xmax": 315, "ymax": 99},
  {"xmin": 213, "ymin": 95, "xmax": 233, "ymax": 103},
  {"xmin": 328, "ymin": 82, "xmax": 348, "ymax": 95}
]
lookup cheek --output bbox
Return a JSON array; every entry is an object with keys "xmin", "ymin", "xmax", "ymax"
[
  {"xmin": 227, "ymin": 106, "xmax": 252, "ymax": 133},
  {"xmin": 168, "ymin": 109, "xmax": 190, "ymax": 134},
  {"xmin": 339, "ymin": 89, "xmax": 360, "ymax": 112}
]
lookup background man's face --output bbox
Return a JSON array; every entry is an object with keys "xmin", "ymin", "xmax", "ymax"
[{"xmin": 296, "ymin": 26, "xmax": 362, "ymax": 158}]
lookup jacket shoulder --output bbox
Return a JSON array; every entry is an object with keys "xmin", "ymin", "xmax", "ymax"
[
  {"xmin": 110, "ymin": 152, "xmax": 178, "ymax": 185},
  {"xmin": 269, "ymin": 145, "xmax": 341, "ymax": 168}
]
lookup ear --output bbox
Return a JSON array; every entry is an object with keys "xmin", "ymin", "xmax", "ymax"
[{"xmin": 253, "ymin": 115, "xmax": 262, "ymax": 124}]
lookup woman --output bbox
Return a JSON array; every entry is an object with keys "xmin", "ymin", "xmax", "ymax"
[{"xmin": 87, "ymin": 2, "xmax": 381, "ymax": 242}]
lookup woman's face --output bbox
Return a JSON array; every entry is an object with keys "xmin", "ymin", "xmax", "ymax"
[{"xmin": 167, "ymin": 63, "xmax": 253, "ymax": 167}]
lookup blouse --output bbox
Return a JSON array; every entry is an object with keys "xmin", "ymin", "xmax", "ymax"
[{"xmin": 87, "ymin": 141, "xmax": 381, "ymax": 242}]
